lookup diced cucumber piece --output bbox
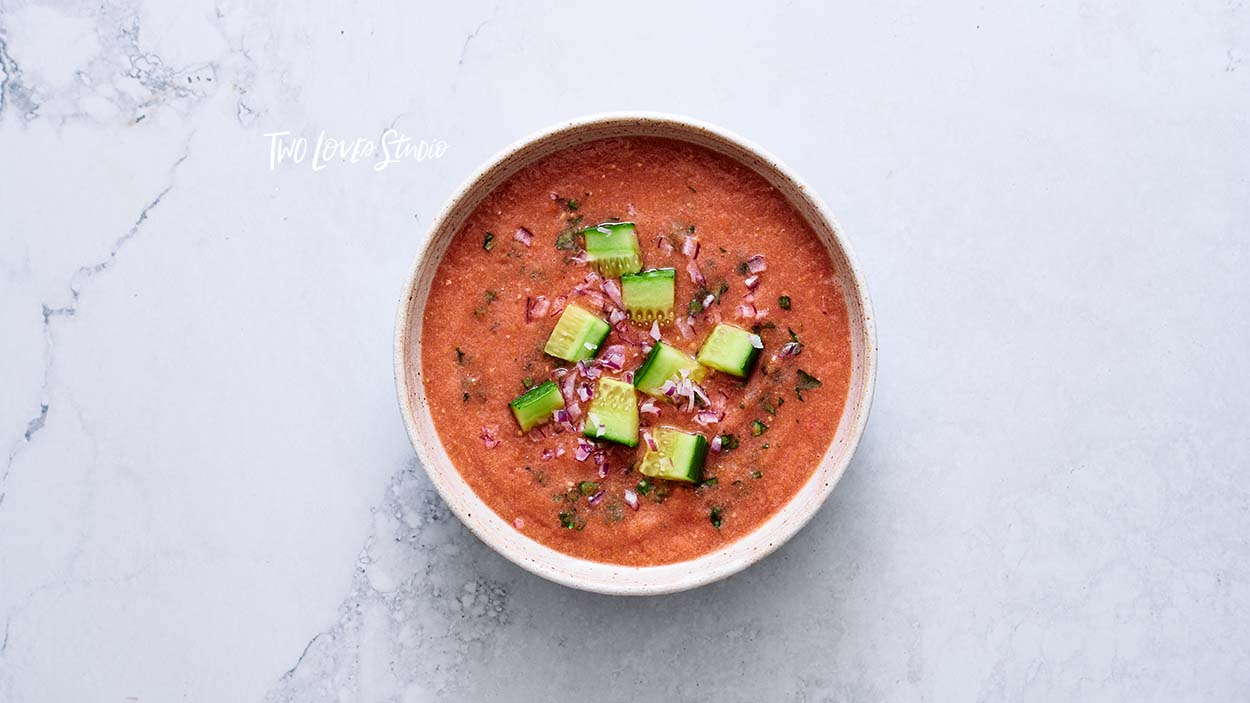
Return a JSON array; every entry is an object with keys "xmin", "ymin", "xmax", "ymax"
[
  {"xmin": 696, "ymin": 323, "xmax": 761, "ymax": 378},
  {"xmin": 620, "ymin": 268, "xmax": 675, "ymax": 323},
  {"xmin": 509, "ymin": 380, "xmax": 565, "ymax": 432},
  {"xmin": 633, "ymin": 341, "xmax": 706, "ymax": 398},
  {"xmin": 638, "ymin": 427, "xmax": 708, "ymax": 484},
  {"xmin": 583, "ymin": 222, "xmax": 642, "ymax": 278},
  {"xmin": 544, "ymin": 303, "xmax": 611, "ymax": 362},
  {"xmin": 581, "ymin": 378, "xmax": 639, "ymax": 447}
]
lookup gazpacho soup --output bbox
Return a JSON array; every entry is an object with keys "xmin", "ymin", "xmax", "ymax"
[{"xmin": 420, "ymin": 136, "xmax": 851, "ymax": 566}]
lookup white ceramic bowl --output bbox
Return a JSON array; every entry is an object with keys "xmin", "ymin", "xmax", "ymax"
[{"xmin": 394, "ymin": 112, "xmax": 876, "ymax": 595}]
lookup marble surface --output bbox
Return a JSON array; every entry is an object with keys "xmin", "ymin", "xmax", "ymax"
[{"xmin": 1, "ymin": 1, "xmax": 1247, "ymax": 700}]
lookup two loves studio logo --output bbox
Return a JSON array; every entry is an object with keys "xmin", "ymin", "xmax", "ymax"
[{"xmin": 263, "ymin": 129, "xmax": 450, "ymax": 172}]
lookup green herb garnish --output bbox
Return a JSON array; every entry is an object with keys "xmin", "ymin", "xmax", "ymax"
[
  {"xmin": 778, "ymin": 295, "xmax": 791, "ymax": 310},
  {"xmin": 558, "ymin": 509, "xmax": 582, "ymax": 530},
  {"xmin": 751, "ymin": 419, "xmax": 768, "ymax": 436},
  {"xmin": 522, "ymin": 377, "xmax": 535, "ymax": 389},
  {"xmin": 578, "ymin": 481, "xmax": 601, "ymax": 496},
  {"xmin": 709, "ymin": 506, "xmax": 723, "ymax": 529},
  {"xmin": 718, "ymin": 434, "xmax": 739, "ymax": 451},
  {"xmin": 699, "ymin": 477, "xmax": 719, "ymax": 489},
  {"xmin": 716, "ymin": 281, "xmax": 729, "ymax": 300},
  {"xmin": 455, "ymin": 347, "xmax": 465, "ymax": 365},
  {"xmin": 566, "ymin": 198, "xmax": 580, "ymax": 211},
  {"xmin": 636, "ymin": 478, "xmax": 653, "ymax": 496},
  {"xmin": 796, "ymin": 369, "xmax": 823, "ymax": 401},
  {"xmin": 483, "ymin": 232, "xmax": 495, "ymax": 251},
  {"xmin": 736, "ymin": 261, "xmax": 749, "ymax": 275},
  {"xmin": 751, "ymin": 469, "xmax": 763, "ymax": 479},
  {"xmin": 688, "ymin": 297, "xmax": 705, "ymax": 315}
]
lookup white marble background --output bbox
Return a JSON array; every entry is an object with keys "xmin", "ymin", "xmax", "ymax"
[{"xmin": 1, "ymin": 1, "xmax": 1247, "ymax": 701}]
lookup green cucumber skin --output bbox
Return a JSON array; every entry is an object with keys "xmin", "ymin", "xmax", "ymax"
[
  {"xmin": 633, "ymin": 342, "xmax": 703, "ymax": 397},
  {"xmin": 508, "ymin": 381, "xmax": 564, "ymax": 431},
  {"xmin": 544, "ymin": 304, "xmax": 611, "ymax": 362},
  {"xmin": 680, "ymin": 433, "xmax": 710, "ymax": 483},
  {"xmin": 581, "ymin": 378, "xmax": 640, "ymax": 447},
  {"xmin": 621, "ymin": 268, "xmax": 676, "ymax": 320},
  {"xmin": 697, "ymin": 324, "xmax": 761, "ymax": 378}
]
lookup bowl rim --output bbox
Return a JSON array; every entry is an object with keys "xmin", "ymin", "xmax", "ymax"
[{"xmin": 394, "ymin": 111, "xmax": 877, "ymax": 595}]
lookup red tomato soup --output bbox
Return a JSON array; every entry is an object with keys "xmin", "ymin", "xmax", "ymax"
[{"xmin": 421, "ymin": 137, "xmax": 851, "ymax": 566}]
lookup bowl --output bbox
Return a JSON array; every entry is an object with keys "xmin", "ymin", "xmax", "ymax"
[{"xmin": 394, "ymin": 112, "xmax": 876, "ymax": 595}]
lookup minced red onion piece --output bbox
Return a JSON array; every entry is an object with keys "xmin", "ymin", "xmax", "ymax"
[
  {"xmin": 583, "ymin": 364, "xmax": 602, "ymax": 380},
  {"xmin": 514, "ymin": 227, "xmax": 533, "ymax": 247},
  {"xmin": 609, "ymin": 308, "xmax": 627, "ymax": 326},
  {"xmin": 657, "ymin": 236, "xmax": 674, "ymax": 256},
  {"xmin": 676, "ymin": 315, "xmax": 695, "ymax": 339},
  {"xmin": 625, "ymin": 370, "xmax": 634, "ymax": 383},
  {"xmin": 686, "ymin": 259, "xmax": 705, "ymax": 286},
  {"xmin": 561, "ymin": 372, "xmax": 578, "ymax": 400},
  {"xmin": 643, "ymin": 430, "xmax": 658, "ymax": 451},
  {"xmin": 748, "ymin": 333, "xmax": 764, "ymax": 349},
  {"xmin": 578, "ymin": 384, "xmax": 595, "ymax": 403},
  {"xmin": 574, "ymin": 439, "xmax": 594, "ymax": 461},
  {"xmin": 527, "ymin": 427, "xmax": 546, "ymax": 442},
  {"xmin": 639, "ymin": 398, "xmax": 660, "ymax": 415},
  {"xmin": 754, "ymin": 307, "xmax": 770, "ymax": 320},
  {"xmin": 693, "ymin": 410, "xmax": 720, "ymax": 426},
  {"xmin": 649, "ymin": 320, "xmax": 661, "ymax": 341},
  {"xmin": 736, "ymin": 303, "xmax": 756, "ymax": 319},
  {"xmin": 746, "ymin": 255, "xmax": 766, "ymax": 273},
  {"xmin": 623, "ymin": 489, "xmax": 639, "ymax": 510},
  {"xmin": 710, "ymin": 435, "xmax": 723, "ymax": 452},
  {"xmin": 552, "ymin": 409, "xmax": 570, "ymax": 424},
  {"xmin": 742, "ymin": 292, "xmax": 755, "ymax": 305},
  {"xmin": 555, "ymin": 445, "xmax": 566, "ymax": 457},
  {"xmin": 703, "ymin": 293, "xmax": 715, "ymax": 308},
  {"xmin": 553, "ymin": 367, "xmax": 568, "ymax": 378},
  {"xmin": 691, "ymin": 382, "xmax": 711, "ymax": 406},
  {"xmin": 588, "ymin": 490, "xmax": 606, "ymax": 506},
  {"xmin": 660, "ymin": 380, "xmax": 678, "ymax": 398},
  {"xmin": 514, "ymin": 516, "xmax": 525, "ymax": 528},
  {"xmin": 743, "ymin": 275, "xmax": 760, "ymax": 290},
  {"xmin": 566, "ymin": 401, "xmax": 582, "ymax": 420},
  {"xmin": 682, "ymin": 236, "xmax": 700, "ymax": 259},
  {"xmin": 525, "ymin": 295, "xmax": 549, "ymax": 323},
  {"xmin": 627, "ymin": 203, "xmax": 637, "ymax": 216},
  {"xmin": 541, "ymin": 448, "xmax": 555, "ymax": 461},
  {"xmin": 602, "ymin": 279, "xmax": 624, "ymax": 308},
  {"xmin": 569, "ymin": 250, "xmax": 591, "ymax": 265},
  {"xmin": 778, "ymin": 341, "xmax": 802, "ymax": 358},
  {"xmin": 480, "ymin": 426, "xmax": 500, "ymax": 449},
  {"xmin": 550, "ymin": 295, "xmax": 569, "ymax": 316}
]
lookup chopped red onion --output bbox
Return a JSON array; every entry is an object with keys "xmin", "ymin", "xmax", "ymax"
[
  {"xmin": 643, "ymin": 430, "xmax": 658, "ymax": 451},
  {"xmin": 595, "ymin": 455, "xmax": 608, "ymax": 479},
  {"xmin": 691, "ymin": 382, "xmax": 711, "ymax": 406},
  {"xmin": 574, "ymin": 438, "xmax": 594, "ymax": 461},
  {"xmin": 569, "ymin": 250, "xmax": 591, "ymax": 265},
  {"xmin": 743, "ymin": 275, "xmax": 760, "ymax": 290},
  {"xmin": 660, "ymin": 380, "xmax": 678, "ymax": 398},
  {"xmin": 577, "ymin": 384, "xmax": 593, "ymax": 402},
  {"xmin": 703, "ymin": 293, "xmax": 715, "ymax": 308},
  {"xmin": 742, "ymin": 292, "xmax": 755, "ymax": 305},
  {"xmin": 550, "ymin": 295, "xmax": 569, "ymax": 316},
  {"xmin": 514, "ymin": 227, "xmax": 534, "ymax": 247},
  {"xmin": 639, "ymin": 398, "xmax": 660, "ymax": 415},
  {"xmin": 657, "ymin": 236, "xmax": 674, "ymax": 256},
  {"xmin": 552, "ymin": 409, "xmax": 570, "ymax": 424},
  {"xmin": 625, "ymin": 370, "xmax": 634, "ymax": 383},
  {"xmin": 566, "ymin": 401, "xmax": 582, "ymax": 420},
  {"xmin": 748, "ymin": 333, "xmax": 764, "ymax": 349},
  {"xmin": 778, "ymin": 341, "xmax": 802, "ymax": 358},
  {"xmin": 525, "ymin": 295, "xmax": 549, "ymax": 323},
  {"xmin": 710, "ymin": 435, "xmax": 723, "ymax": 452},
  {"xmin": 480, "ymin": 426, "xmax": 500, "ymax": 449},
  {"xmin": 754, "ymin": 307, "xmax": 770, "ymax": 320},
  {"xmin": 553, "ymin": 367, "xmax": 568, "ymax": 378},
  {"xmin": 555, "ymin": 445, "xmax": 566, "ymax": 457},
  {"xmin": 693, "ymin": 409, "xmax": 720, "ymax": 426},
  {"xmin": 609, "ymin": 308, "xmax": 627, "ymax": 326},
  {"xmin": 746, "ymin": 255, "xmax": 767, "ymax": 274},
  {"xmin": 514, "ymin": 516, "xmax": 526, "ymax": 528},
  {"xmin": 686, "ymin": 259, "xmax": 705, "ymax": 286},
  {"xmin": 676, "ymin": 315, "xmax": 695, "ymax": 339},
  {"xmin": 527, "ymin": 427, "xmax": 546, "ymax": 442},
  {"xmin": 588, "ymin": 490, "xmax": 606, "ymax": 506},
  {"xmin": 602, "ymin": 279, "xmax": 624, "ymax": 308},
  {"xmin": 583, "ymin": 364, "xmax": 602, "ymax": 380},
  {"xmin": 736, "ymin": 303, "xmax": 756, "ymax": 319},
  {"xmin": 682, "ymin": 236, "xmax": 700, "ymax": 259},
  {"xmin": 627, "ymin": 203, "xmax": 637, "ymax": 216},
  {"xmin": 649, "ymin": 320, "xmax": 662, "ymax": 341},
  {"xmin": 540, "ymin": 448, "xmax": 555, "ymax": 461},
  {"xmin": 623, "ymin": 489, "xmax": 639, "ymax": 510}
]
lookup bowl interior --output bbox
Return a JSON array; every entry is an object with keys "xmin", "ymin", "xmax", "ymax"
[{"xmin": 395, "ymin": 114, "xmax": 876, "ymax": 595}]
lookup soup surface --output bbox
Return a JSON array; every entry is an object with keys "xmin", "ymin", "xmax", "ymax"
[{"xmin": 419, "ymin": 136, "xmax": 851, "ymax": 566}]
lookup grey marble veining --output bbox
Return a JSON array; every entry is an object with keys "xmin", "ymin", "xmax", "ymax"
[{"xmin": 1, "ymin": 1, "xmax": 1247, "ymax": 701}]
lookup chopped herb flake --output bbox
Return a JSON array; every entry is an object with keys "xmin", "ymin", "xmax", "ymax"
[
  {"xmin": 455, "ymin": 347, "xmax": 465, "ymax": 365},
  {"xmin": 566, "ymin": 198, "xmax": 580, "ymax": 211},
  {"xmin": 736, "ymin": 261, "xmax": 749, "ymax": 275},
  {"xmin": 483, "ymin": 232, "xmax": 495, "ymax": 251},
  {"xmin": 578, "ymin": 481, "xmax": 600, "ymax": 496},
  {"xmin": 751, "ymin": 419, "xmax": 768, "ymax": 436},
  {"xmin": 558, "ymin": 509, "xmax": 582, "ymax": 530},
  {"xmin": 751, "ymin": 469, "xmax": 763, "ymax": 479},
  {"xmin": 709, "ymin": 506, "xmax": 724, "ymax": 529},
  {"xmin": 719, "ymin": 434, "xmax": 740, "ymax": 451},
  {"xmin": 778, "ymin": 295, "xmax": 791, "ymax": 310},
  {"xmin": 796, "ymin": 369, "xmax": 823, "ymax": 400},
  {"xmin": 699, "ymin": 477, "xmax": 719, "ymax": 489},
  {"xmin": 555, "ymin": 231, "xmax": 578, "ymax": 250},
  {"xmin": 636, "ymin": 478, "xmax": 653, "ymax": 496}
]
